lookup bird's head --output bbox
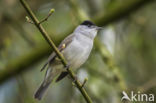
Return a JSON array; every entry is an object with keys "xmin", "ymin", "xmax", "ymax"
[{"xmin": 74, "ymin": 20, "xmax": 102, "ymax": 39}]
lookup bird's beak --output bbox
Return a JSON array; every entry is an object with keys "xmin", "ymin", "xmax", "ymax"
[{"xmin": 96, "ymin": 26, "xmax": 103, "ymax": 30}]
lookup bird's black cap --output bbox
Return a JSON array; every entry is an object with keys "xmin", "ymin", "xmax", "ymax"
[{"xmin": 80, "ymin": 20, "xmax": 95, "ymax": 26}]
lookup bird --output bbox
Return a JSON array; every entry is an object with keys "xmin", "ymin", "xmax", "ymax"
[{"xmin": 34, "ymin": 20, "xmax": 102, "ymax": 100}]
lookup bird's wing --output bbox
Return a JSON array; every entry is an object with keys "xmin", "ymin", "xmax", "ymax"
[
  {"xmin": 55, "ymin": 72, "xmax": 68, "ymax": 82},
  {"xmin": 40, "ymin": 34, "xmax": 74, "ymax": 71}
]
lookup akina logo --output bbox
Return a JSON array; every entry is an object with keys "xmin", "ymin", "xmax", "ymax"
[{"xmin": 121, "ymin": 91, "xmax": 155, "ymax": 102}]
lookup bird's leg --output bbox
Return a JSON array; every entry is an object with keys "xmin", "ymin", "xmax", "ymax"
[
  {"xmin": 67, "ymin": 72, "xmax": 78, "ymax": 87},
  {"xmin": 65, "ymin": 64, "xmax": 77, "ymax": 82},
  {"xmin": 64, "ymin": 64, "xmax": 78, "ymax": 87},
  {"xmin": 70, "ymin": 75, "xmax": 78, "ymax": 87},
  {"xmin": 60, "ymin": 64, "xmax": 70, "ymax": 72},
  {"xmin": 72, "ymin": 76, "xmax": 78, "ymax": 83},
  {"xmin": 64, "ymin": 64, "xmax": 70, "ymax": 69}
]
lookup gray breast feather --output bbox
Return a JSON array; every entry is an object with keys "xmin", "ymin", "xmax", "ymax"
[{"xmin": 63, "ymin": 37, "xmax": 93, "ymax": 69}]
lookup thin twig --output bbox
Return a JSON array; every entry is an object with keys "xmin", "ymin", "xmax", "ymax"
[
  {"xmin": 25, "ymin": 16, "xmax": 33, "ymax": 24},
  {"xmin": 19, "ymin": 0, "xmax": 93, "ymax": 103},
  {"xmin": 81, "ymin": 78, "xmax": 88, "ymax": 88},
  {"xmin": 39, "ymin": 9, "xmax": 55, "ymax": 24}
]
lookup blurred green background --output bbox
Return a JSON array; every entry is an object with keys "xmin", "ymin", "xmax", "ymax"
[{"xmin": 0, "ymin": 0, "xmax": 156, "ymax": 103}]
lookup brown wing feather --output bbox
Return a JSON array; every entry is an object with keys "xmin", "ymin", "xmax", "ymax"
[{"xmin": 55, "ymin": 72, "xmax": 68, "ymax": 82}]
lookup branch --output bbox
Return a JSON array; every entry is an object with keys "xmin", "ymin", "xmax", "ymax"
[{"xmin": 19, "ymin": 0, "xmax": 92, "ymax": 102}]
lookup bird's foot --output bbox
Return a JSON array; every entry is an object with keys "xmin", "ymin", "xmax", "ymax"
[
  {"xmin": 72, "ymin": 76, "xmax": 78, "ymax": 87},
  {"xmin": 73, "ymin": 76, "xmax": 78, "ymax": 83},
  {"xmin": 64, "ymin": 64, "xmax": 70, "ymax": 69}
]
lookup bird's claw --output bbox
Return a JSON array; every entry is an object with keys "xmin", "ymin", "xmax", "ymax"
[
  {"xmin": 72, "ymin": 76, "xmax": 78, "ymax": 87},
  {"xmin": 65, "ymin": 64, "xmax": 70, "ymax": 69}
]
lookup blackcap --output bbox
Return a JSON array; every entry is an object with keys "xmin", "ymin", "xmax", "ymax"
[{"xmin": 34, "ymin": 20, "xmax": 102, "ymax": 100}]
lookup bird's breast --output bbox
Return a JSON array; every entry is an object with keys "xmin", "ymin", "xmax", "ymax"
[{"xmin": 63, "ymin": 37, "xmax": 93, "ymax": 70}]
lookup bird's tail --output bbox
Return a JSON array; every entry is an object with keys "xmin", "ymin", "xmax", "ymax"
[
  {"xmin": 34, "ymin": 65, "xmax": 60, "ymax": 100},
  {"xmin": 34, "ymin": 81, "xmax": 51, "ymax": 100},
  {"xmin": 34, "ymin": 65, "xmax": 54, "ymax": 100}
]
